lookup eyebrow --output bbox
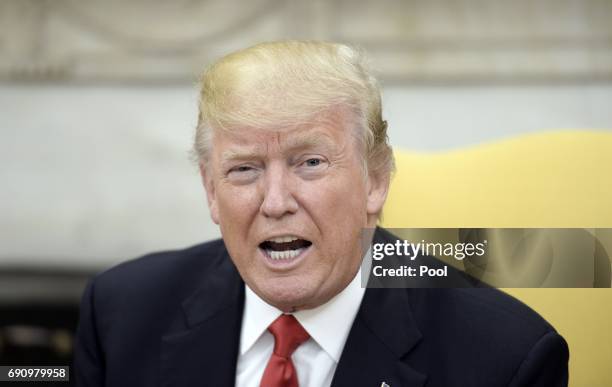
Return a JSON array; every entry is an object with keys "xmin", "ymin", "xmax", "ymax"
[
  {"xmin": 221, "ymin": 148, "xmax": 263, "ymax": 162},
  {"xmin": 284, "ymin": 131, "xmax": 336, "ymax": 153},
  {"xmin": 220, "ymin": 131, "xmax": 337, "ymax": 162}
]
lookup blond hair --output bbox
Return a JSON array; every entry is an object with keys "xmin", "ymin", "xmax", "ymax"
[{"xmin": 194, "ymin": 40, "xmax": 394, "ymax": 179}]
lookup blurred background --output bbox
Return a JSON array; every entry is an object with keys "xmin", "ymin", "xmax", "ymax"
[{"xmin": 1, "ymin": 0, "xmax": 611, "ymax": 385}]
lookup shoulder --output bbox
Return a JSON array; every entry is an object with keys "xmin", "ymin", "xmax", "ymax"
[
  {"xmin": 407, "ymin": 287, "xmax": 568, "ymax": 385},
  {"xmin": 74, "ymin": 239, "xmax": 234, "ymax": 384},
  {"xmin": 372, "ymin": 228, "xmax": 568, "ymax": 383},
  {"xmin": 94, "ymin": 238, "xmax": 226, "ymax": 288},
  {"xmin": 87, "ymin": 238, "xmax": 228, "ymax": 322},
  {"xmin": 411, "ymin": 287, "xmax": 557, "ymax": 346}
]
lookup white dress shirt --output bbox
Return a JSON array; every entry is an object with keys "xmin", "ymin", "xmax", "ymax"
[{"xmin": 235, "ymin": 267, "xmax": 366, "ymax": 387}]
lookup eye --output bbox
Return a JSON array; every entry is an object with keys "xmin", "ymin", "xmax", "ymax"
[
  {"xmin": 296, "ymin": 156, "xmax": 328, "ymax": 177},
  {"xmin": 226, "ymin": 164, "xmax": 259, "ymax": 183},
  {"xmin": 233, "ymin": 165, "xmax": 253, "ymax": 173},
  {"xmin": 301, "ymin": 157, "xmax": 329, "ymax": 168},
  {"xmin": 304, "ymin": 158, "xmax": 322, "ymax": 167}
]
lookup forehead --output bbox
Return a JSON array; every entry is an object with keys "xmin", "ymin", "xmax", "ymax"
[{"xmin": 212, "ymin": 109, "xmax": 357, "ymax": 156}]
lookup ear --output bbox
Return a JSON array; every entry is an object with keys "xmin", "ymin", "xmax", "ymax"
[
  {"xmin": 366, "ymin": 169, "xmax": 390, "ymax": 223},
  {"xmin": 199, "ymin": 162, "xmax": 220, "ymax": 225}
]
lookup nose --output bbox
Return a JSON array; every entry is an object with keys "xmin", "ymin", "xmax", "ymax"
[{"xmin": 260, "ymin": 164, "xmax": 299, "ymax": 219}]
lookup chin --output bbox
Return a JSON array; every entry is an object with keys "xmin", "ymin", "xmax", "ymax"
[{"xmin": 259, "ymin": 277, "xmax": 319, "ymax": 311}]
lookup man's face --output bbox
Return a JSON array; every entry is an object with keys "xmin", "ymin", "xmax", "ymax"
[{"xmin": 201, "ymin": 110, "xmax": 387, "ymax": 312}]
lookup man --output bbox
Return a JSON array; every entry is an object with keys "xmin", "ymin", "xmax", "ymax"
[{"xmin": 74, "ymin": 41, "xmax": 569, "ymax": 386}]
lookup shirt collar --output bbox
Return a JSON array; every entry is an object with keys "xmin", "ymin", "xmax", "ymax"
[{"xmin": 239, "ymin": 266, "xmax": 366, "ymax": 363}]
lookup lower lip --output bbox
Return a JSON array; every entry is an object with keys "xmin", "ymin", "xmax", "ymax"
[{"xmin": 258, "ymin": 244, "xmax": 312, "ymax": 270}]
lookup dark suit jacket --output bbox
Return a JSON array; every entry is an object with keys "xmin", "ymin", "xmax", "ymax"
[{"xmin": 74, "ymin": 228, "xmax": 569, "ymax": 387}]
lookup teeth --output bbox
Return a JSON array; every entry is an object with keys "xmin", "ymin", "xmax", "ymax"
[
  {"xmin": 266, "ymin": 248, "xmax": 304, "ymax": 260},
  {"xmin": 268, "ymin": 235, "xmax": 300, "ymax": 243}
]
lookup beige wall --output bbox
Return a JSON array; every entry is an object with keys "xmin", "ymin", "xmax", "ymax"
[{"xmin": 1, "ymin": 84, "xmax": 611, "ymax": 267}]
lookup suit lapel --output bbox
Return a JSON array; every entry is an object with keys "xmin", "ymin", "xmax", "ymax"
[
  {"xmin": 330, "ymin": 287, "xmax": 426, "ymax": 387},
  {"xmin": 331, "ymin": 228, "xmax": 427, "ymax": 387},
  {"xmin": 160, "ymin": 246, "xmax": 245, "ymax": 387}
]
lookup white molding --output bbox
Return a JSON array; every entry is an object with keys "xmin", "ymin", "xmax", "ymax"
[{"xmin": 1, "ymin": 0, "xmax": 611, "ymax": 82}]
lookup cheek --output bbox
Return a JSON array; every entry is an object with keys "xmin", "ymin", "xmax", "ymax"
[
  {"xmin": 216, "ymin": 185, "xmax": 262, "ymax": 239},
  {"xmin": 299, "ymin": 177, "xmax": 368, "ymax": 242},
  {"xmin": 217, "ymin": 185, "xmax": 260, "ymax": 215},
  {"xmin": 318, "ymin": 175, "xmax": 367, "ymax": 216}
]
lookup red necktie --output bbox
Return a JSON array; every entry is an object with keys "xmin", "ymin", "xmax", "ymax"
[{"xmin": 259, "ymin": 314, "xmax": 310, "ymax": 387}]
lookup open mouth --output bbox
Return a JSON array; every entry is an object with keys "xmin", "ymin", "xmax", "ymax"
[{"xmin": 259, "ymin": 236, "xmax": 312, "ymax": 260}]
